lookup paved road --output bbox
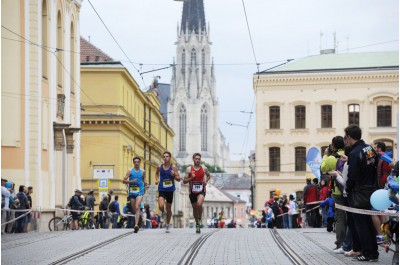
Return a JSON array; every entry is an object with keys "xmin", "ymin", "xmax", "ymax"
[{"xmin": 1, "ymin": 228, "xmax": 394, "ymax": 264}]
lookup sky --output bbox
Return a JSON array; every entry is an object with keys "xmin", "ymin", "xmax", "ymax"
[{"xmin": 80, "ymin": 0, "xmax": 399, "ymax": 162}]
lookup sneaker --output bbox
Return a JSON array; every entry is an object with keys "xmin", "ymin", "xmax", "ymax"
[
  {"xmin": 165, "ymin": 224, "xmax": 170, "ymax": 233},
  {"xmin": 354, "ymin": 255, "xmax": 378, "ymax": 262},
  {"xmin": 196, "ymin": 224, "xmax": 201, "ymax": 234},
  {"xmin": 344, "ymin": 250, "xmax": 361, "ymax": 257},
  {"xmin": 376, "ymin": 235, "xmax": 384, "ymax": 244},
  {"xmin": 134, "ymin": 225, "xmax": 139, "ymax": 233},
  {"xmin": 333, "ymin": 247, "xmax": 346, "ymax": 254},
  {"xmin": 160, "ymin": 211, "xmax": 166, "ymax": 223},
  {"xmin": 198, "ymin": 219, "xmax": 203, "ymax": 228}
]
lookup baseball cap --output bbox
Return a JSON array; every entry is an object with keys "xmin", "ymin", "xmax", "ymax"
[{"xmin": 75, "ymin": 188, "xmax": 83, "ymax": 193}]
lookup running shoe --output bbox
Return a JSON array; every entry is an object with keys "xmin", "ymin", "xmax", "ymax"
[
  {"xmin": 160, "ymin": 211, "xmax": 166, "ymax": 223},
  {"xmin": 134, "ymin": 225, "xmax": 139, "ymax": 233},
  {"xmin": 198, "ymin": 219, "xmax": 203, "ymax": 228},
  {"xmin": 333, "ymin": 247, "xmax": 345, "ymax": 254},
  {"xmin": 165, "ymin": 224, "xmax": 170, "ymax": 233},
  {"xmin": 196, "ymin": 224, "xmax": 201, "ymax": 234}
]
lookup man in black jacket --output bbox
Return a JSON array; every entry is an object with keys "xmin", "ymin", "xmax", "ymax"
[{"xmin": 344, "ymin": 124, "xmax": 379, "ymax": 262}]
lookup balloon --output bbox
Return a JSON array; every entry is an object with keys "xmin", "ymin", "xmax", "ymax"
[
  {"xmin": 275, "ymin": 189, "xmax": 281, "ymax": 196},
  {"xmin": 370, "ymin": 189, "xmax": 392, "ymax": 211}
]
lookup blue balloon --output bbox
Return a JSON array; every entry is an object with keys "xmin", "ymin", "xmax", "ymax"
[{"xmin": 370, "ymin": 189, "xmax": 392, "ymax": 211}]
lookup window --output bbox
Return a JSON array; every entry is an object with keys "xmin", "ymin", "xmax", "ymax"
[
  {"xmin": 377, "ymin": 101, "xmax": 392, "ymax": 127},
  {"xmin": 321, "ymin": 105, "xmax": 332, "ymax": 128},
  {"xmin": 295, "ymin": 147, "xmax": 306, "ymax": 171},
  {"xmin": 202, "ymin": 49, "xmax": 206, "ymax": 73},
  {"xmin": 201, "ymin": 104, "xmax": 208, "ymax": 151},
  {"xmin": 182, "ymin": 49, "xmax": 186, "ymax": 73},
  {"xmin": 70, "ymin": 22, "xmax": 75, "ymax": 93},
  {"xmin": 179, "ymin": 105, "xmax": 186, "ymax": 151},
  {"xmin": 348, "ymin": 104, "xmax": 360, "ymax": 126},
  {"xmin": 191, "ymin": 48, "xmax": 196, "ymax": 65},
  {"xmin": 269, "ymin": 106, "xmax": 280, "ymax": 129},
  {"xmin": 56, "ymin": 11, "xmax": 63, "ymax": 88},
  {"xmin": 269, "ymin": 147, "xmax": 280, "ymax": 171},
  {"xmin": 295, "ymin": 105, "xmax": 306, "ymax": 129}
]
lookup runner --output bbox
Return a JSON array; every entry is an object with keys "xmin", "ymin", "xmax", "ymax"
[
  {"xmin": 183, "ymin": 153, "xmax": 211, "ymax": 234},
  {"xmin": 155, "ymin": 151, "xmax": 180, "ymax": 233},
  {"xmin": 122, "ymin": 157, "xmax": 146, "ymax": 233}
]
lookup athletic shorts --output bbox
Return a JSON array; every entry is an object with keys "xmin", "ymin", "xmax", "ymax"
[
  {"xmin": 158, "ymin": 191, "xmax": 174, "ymax": 204},
  {"xmin": 71, "ymin": 211, "xmax": 79, "ymax": 221},
  {"xmin": 129, "ymin": 193, "xmax": 143, "ymax": 200},
  {"xmin": 189, "ymin": 192, "xmax": 206, "ymax": 204}
]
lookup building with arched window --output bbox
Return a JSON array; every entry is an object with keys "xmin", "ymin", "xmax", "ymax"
[
  {"xmin": 168, "ymin": 0, "xmax": 229, "ymax": 168},
  {"xmin": 253, "ymin": 50, "xmax": 399, "ymax": 210},
  {"xmin": 2, "ymin": 0, "xmax": 82, "ymax": 229}
]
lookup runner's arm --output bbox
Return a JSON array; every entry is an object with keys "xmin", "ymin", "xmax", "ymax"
[
  {"xmin": 172, "ymin": 164, "xmax": 181, "ymax": 182},
  {"xmin": 183, "ymin": 167, "xmax": 192, "ymax": 184},
  {"xmin": 142, "ymin": 170, "xmax": 148, "ymax": 186},
  {"xmin": 155, "ymin": 166, "xmax": 160, "ymax": 185},
  {"xmin": 122, "ymin": 170, "xmax": 136, "ymax": 184},
  {"xmin": 204, "ymin": 167, "xmax": 211, "ymax": 183}
]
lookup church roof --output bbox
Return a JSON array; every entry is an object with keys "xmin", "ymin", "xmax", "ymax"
[
  {"xmin": 180, "ymin": 0, "xmax": 206, "ymax": 34},
  {"xmin": 260, "ymin": 51, "xmax": 399, "ymax": 74},
  {"xmin": 80, "ymin": 36, "xmax": 114, "ymax": 63}
]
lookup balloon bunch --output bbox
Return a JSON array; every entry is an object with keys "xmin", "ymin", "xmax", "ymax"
[{"xmin": 371, "ymin": 170, "xmax": 399, "ymax": 211}]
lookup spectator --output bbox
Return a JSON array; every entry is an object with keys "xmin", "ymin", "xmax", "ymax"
[
  {"xmin": 1, "ymin": 179, "xmax": 10, "ymax": 234},
  {"xmin": 302, "ymin": 178, "xmax": 319, "ymax": 227},
  {"xmin": 109, "ymin": 195, "xmax": 121, "ymax": 229},
  {"xmin": 227, "ymin": 219, "xmax": 236, "ymax": 228},
  {"xmin": 319, "ymin": 191, "xmax": 335, "ymax": 232},
  {"xmin": 15, "ymin": 185, "xmax": 29, "ymax": 233},
  {"xmin": 345, "ymin": 124, "xmax": 379, "ymax": 262},
  {"xmin": 123, "ymin": 197, "xmax": 134, "ymax": 228},
  {"xmin": 24, "ymin": 186, "xmax": 33, "ymax": 232},
  {"xmin": 69, "ymin": 189, "xmax": 85, "ymax": 230},
  {"xmin": 144, "ymin": 204, "xmax": 152, "ymax": 229},
  {"xmin": 218, "ymin": 211, "xmax": 226, "ymax": 228},
  {"xmin": 98, "ymin": 195, "xmax": 109, "ymax": 229},
  {"xmin": 213, "ymin": 212, "xmax": 219, "ymax": 228},
  {"xmin": 319, "ymin": 179, "xmax": 329, "ymax": 227},
  {"xmin": 288, "ymin": 194, "xmax": 298, "ymax": 229}
]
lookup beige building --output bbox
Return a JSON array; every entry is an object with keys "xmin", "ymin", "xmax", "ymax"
[
  {"xmin": 253, "ymin": 50, "xmax": 399, "ymax": 210},
  {"xmin": 80, "ymin": 38, "xmax": 175, "ymax": 210},
  {"xmin": 2, "ymin": 0, "xmax": 83, "ymax": 228}
]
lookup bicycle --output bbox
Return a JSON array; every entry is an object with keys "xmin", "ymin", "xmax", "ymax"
[{"xmin": 48, "ymin": 210, "xmax": 72, "ymax": 231}]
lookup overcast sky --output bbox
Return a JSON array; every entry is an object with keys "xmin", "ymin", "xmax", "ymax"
[{"xmin": 80, "ymin": 0, "xmax": 399, "ymax": 161}]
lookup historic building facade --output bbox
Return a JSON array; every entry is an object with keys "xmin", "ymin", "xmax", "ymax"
[
  {"xmin": 2, "ymin": 0, "xmax": 83, "ymax": 229},
  {"xmin": 168, "ymin": 0, "xmax": 229, "ymax": 168},
  {"xmin": 80, "ymin": 38, "xmax": 175, "ymax": 210},
  {"xmin": 253, "ymin": 50, "xmax": 399, "ymax": 210}
]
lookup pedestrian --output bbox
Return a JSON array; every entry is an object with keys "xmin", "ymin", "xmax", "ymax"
[
  {"xmin": 319, "ymin": 191, "xmax": 335, "ymax": 232},
  {"xmin": 69, "ymin": 189, "xmax": 85, "ymax": 230},
  {"xmin": 24, "ymin": 186, "xmax": 33, "ymax": 232},
  {"xmin": 183, "ymin": 153, "xmax": 211, "ymax": 233},
  {"xmin": 288, "ymin": 194, "xmax": 298, "ymax": 229},
  {"xmin": 321, "ymin": 136, "xmax": 345, "ymax": 251},
  {"xmin": 14, "ymin": 186, "xmax": 29, "ymax": 233},
  {"xmin": 109, "ymin": 195, "xmax": 121, "ymax": 229},
  {"xmin": 345, "ymin": 124, "xmax": 379, "ymax": 262},
  {"xmin": 155, "ymin": 151, "xmax": 181, "ymax": 233},
  {"xmin": 123, "ymin": 156, "xmax": 147, "ymax": 233},
  {"xmin": 302, "ymin": 178, "xmax": 319, "ymax": 227}
]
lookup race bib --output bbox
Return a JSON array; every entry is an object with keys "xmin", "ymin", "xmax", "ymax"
[
  {"xmin": 192, "ymin": 182, "xmax": 203, "ymax": 193},
  {"xmin": 130, "ymin": 186, "xmax": 140, "ymax": 193},
  {"xmin": 163, "ymin": 180, "xmax": 173, "ymax": 188}
]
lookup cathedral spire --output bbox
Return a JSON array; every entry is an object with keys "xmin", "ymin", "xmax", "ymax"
[{"xmin": 180, "ymin": 0, "xmax": 206, "ymax": 35}]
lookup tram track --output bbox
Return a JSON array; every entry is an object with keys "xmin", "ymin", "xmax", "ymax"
[
  {"xmin": 2, "ymin": 232, "xmax": 69, "ymax": 250},
  {"xmin": 49, "ymin": 230, "xmax": 134, "ymax": 265},
  {"xmin": 270, "ymin": 228, "xmax": 308, "ymax": 265}
]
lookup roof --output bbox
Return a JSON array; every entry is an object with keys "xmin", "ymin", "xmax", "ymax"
[
  {"xmin": 147, "ymin": 82, "xmax": 170, "ymax": 123},
  {"xmin": 204, "ymin": 184, "xmax": 233, "ymax": 202},
  {"xmin": 260, "ymin": 51, "xmax": 399, "ymax": 74},
  {"xmin": 211, "ymin": 173, "xmax": 251, "ymax": 190},
  {"xmin": 181, "ymin": 0, "xmax": 206, "ymax": 34},
  {"xmin": 80, "ymin": 37, "xmax": 114, "ymax": 63},
  {"xmin": 221, "ymin": 190, "xmax": 247, "ymax": 203}
]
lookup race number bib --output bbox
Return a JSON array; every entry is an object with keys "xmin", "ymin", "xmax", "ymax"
[
  {"xmin": 130, "ymin": 185, "xmax": 140, "ymax": 193},
  {"xmin": 192, "ymin": 182, "xmax": 203, "ymax": 193},
  {"xmin": 163, "ymin": 180, "xmax": 173, "ymax": 188}
]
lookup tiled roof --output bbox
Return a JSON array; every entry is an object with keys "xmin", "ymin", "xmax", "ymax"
[
  {"xmin": 80, "ymin": 36, "xmax": 113, "ymax": 63},
  {"xmin": 261, "ymin": 51, "xmax": 399, "ymax": 73},
  {"xmin": 211, "ymin": 173, "xmax": 251, "ymax": 190}
]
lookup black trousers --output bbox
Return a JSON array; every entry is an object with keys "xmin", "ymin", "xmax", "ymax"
[
  {"xmin": 327, "ymin": 217, "xmax": 334, "ymax": 232},
  {"xmin": 352, "ymin": 212, "xmax": 378, "ymax": 258},
  {"xmin": 346, "ymin": 211, "xmax": 362, "ymax": 252}
]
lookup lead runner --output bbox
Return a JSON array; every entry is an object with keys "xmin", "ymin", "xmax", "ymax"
[{"xmin": 183, "ymin": 153, "xmax": 211, "ymax": 234}]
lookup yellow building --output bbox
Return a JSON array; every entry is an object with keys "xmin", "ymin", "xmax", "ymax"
[
  {"xmin": 2, "ymin": 0, "xmax": 82, "ymax": 229},
  {"xmin": 80, "ymin": 38, "xmax": 175, "ymax": 209},
  {"xmin": 253, "ymin": 50, "xmax": 399, "ymax": 210}
]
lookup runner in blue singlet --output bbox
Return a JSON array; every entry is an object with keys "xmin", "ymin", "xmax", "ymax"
[{"xmin": 123, "ymin": 156, "xmax": 146, "ymax": 233}]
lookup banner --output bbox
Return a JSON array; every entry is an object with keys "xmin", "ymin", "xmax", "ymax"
[{"xmin": 306, "ymin": 147, "xmax": 322, "ymax": 181}]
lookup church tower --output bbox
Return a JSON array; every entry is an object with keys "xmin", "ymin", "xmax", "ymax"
[{"xmin": 168, "ymin": 0, "xmax": 227, "ymax": 167}]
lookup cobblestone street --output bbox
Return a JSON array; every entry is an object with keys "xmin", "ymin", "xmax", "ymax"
[{"xmin": 1, "ymin": 228, "xmax": 394, "ymax": 264}]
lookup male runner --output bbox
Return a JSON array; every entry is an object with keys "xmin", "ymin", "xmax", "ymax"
[
  {"xmin": 123, "ymin": 157, "xmax": 146, "ymax": 233},
  {"xmin": 155, "ymin": 151, "xmax": 181, "ymax": 233},
  {"xmin": 183, "ymin": 153, "xmax": 211, "ymax": 233}
]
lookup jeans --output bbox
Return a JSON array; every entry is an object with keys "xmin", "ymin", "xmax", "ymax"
[
  {"xmin": 288, "ymin": 214, "xmax": 293, "ymax": 228},
  {"xmin": 14, "ymin": 212, "xmax": 26, "ymax": 233},
  {"xmin": 342, "ymin": 224, "xmax": 353, "ymax": 252},
  {"xmin": 111, "ymin": 214, "xmax": 119, "ymax": 228},
  {"xmin": 333, "ymin": 195, "xmax": 346, "ymax": 247},
  {"xmin": 282, "ymin": 215, "xmax": 289, "ymax": 229},
  {"xmin": 321, "ymin": 206, "xmax": 328, "ymax": 226}
]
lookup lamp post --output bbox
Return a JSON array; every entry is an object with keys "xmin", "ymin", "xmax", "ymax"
[{"xmin": 248, "ymin": 152, "xmax": 256, "ymax": 209}]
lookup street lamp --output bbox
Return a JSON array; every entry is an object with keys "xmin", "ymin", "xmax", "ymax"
[{"xmin": 248, "ymin": 153, "xmax": 256, "ymax": 209}]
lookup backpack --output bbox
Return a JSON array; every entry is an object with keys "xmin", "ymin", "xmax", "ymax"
[
  {"xmin": 109, "ymin": 201, "xmax": 117, "ymax": 213},
  {"xmin": 68, "ymin": 195, "xmax": 75, "ymax": 208}
]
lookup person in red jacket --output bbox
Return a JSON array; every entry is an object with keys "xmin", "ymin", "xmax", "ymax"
[
  {"xmin": 319, "ymin": 179, "xmax": 329, "ymax": 227},
  {"xmin": 303, "ymin": 178, "xmax": 319, "ymax": 227}
]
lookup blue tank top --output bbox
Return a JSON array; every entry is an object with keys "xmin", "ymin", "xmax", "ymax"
[
  {"xmin": 158, "ymin": 164, "xmax": 175, "ymax": 192},
  {"xmin": 129, "ymin": 168, "xmax": 144, "ymax": 195}
]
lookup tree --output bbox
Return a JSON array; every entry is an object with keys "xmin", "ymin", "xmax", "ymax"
[{"xmin": 179, "ymin": 162, "xmax": 225, "ymax": 173}]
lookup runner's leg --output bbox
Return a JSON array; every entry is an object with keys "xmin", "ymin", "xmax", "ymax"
[
  {"xmin": 196, "ymin": 195, "xmax": 205, "ymax": 223},
  {"xmin": 135, "ymin": 196, "xmax": 142, "ymax": 227},
  {"xmin": 166, "ymin": 202, "xmax": 172, "ymax": 224}
]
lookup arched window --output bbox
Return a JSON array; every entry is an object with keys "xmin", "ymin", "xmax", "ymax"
[
  {"xmin": 377, "ymin": 100, "xmax": 392, "ymax": 127},
  {"xmin": 201, "ymin": 104, "xmax": 208, "ymax": 151},
  {"xmin": 191, "ymin": 48, "xmax": 196, "ymax": 65},
  {"xmin": 56, "ymin": 11, "xmax": 63, "ymax": 88},
  {"xmin": 70, "ymin": 22, "xmax": 75, "ymax": 93},
  {"xmin": 179, "ymin": 105, "xmax": 187, "ymax": 151},
  {"xmin": 41, "ymin": 0, "xmax": 48, "ymax": 79}
]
